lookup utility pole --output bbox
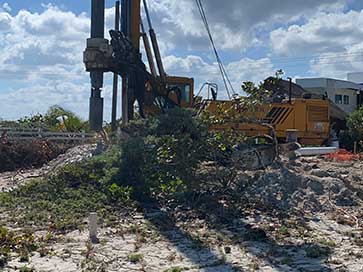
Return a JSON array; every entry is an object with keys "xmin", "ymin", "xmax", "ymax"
[{"xmin": 111, "ymin": 1, "xmax": 120, "ymax": 132}]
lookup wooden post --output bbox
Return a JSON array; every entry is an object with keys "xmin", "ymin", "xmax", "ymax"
[{"xmin": 111, "ymin": 1, "xmax": 121, "ymax": 132}]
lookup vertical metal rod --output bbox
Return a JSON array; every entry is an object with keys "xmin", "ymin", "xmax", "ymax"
[
  {"xmin": 111, "ymin": 1, "xmax": 121, "ymax": 132},
  {"xmin": 288, "ymin": 77, "xmax": 292, "ymax": 104},
  {"xmin": 143, "ymin": 0, "xmax": 153, "ymax": 29},
  {"xmin": 121, "ymin": 0, "xmax": 129, "ymax": 125},
  {"xmin": 89, "ymin": 0, "xmax": 105, "ymax": 132},
  {"xmin": 141, "ymin": 20, "xmax": 157, "ymax": 78},
  {"xmin": 122, "ymin": 77, "xmax": 129, "ymax": 125},
  {"xmin": 142, "ymin": 0, "xmax": 166, "ymax": 82},
  {"xmin": 91, "ymin": 0, "xmax": 105, "ymax": 38}
]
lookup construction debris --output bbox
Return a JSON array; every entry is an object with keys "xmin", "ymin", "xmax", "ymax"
[
  {"xmin": 0, "ymin": 144, "xmax": 96, "ymax": 191},
  {"xmin": 325, "ymin": 149, "xmax": 361, "ymax": 162},
  {"xmin": 297, "ymin": 147, "xmax": 337, "ymax": 156}
]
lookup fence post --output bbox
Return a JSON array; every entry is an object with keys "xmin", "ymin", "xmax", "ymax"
[
  {"xmin": 82, "ymin": 130, "xmax": 86, "ymax": 144},
  {"xmin": 89, "ymin": 212, "xmax": 98, "ymax": 243}
]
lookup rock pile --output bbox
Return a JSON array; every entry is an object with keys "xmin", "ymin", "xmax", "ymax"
[
  {"xmin": 40, "ymin": 144, "xmax": 97, "ymax": 175},
  {"xmin": 243, "ymin": 156, "xmax": 363, "ymax": 217}
]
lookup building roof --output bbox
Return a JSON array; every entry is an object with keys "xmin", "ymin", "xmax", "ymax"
[{"xmin": 296, "ymin": 78, "xmax": 363, "ymax": 91}]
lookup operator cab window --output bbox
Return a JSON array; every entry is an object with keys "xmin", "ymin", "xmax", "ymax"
[
  {"xmin": 335, "ymin": 95, "xmax": 343, "ymax": 104},
  {"xmin": 181, "ymin": 85, "xmax": 191, "ymax": 104},
  {"xmin": 343, "ymin": 95, "xmax": 350, "ymax": 105},
  {"xmin": 167, "ymin": 84, "xmax": 191, "ymax": 104}
]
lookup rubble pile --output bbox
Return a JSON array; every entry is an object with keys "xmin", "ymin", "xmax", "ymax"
[
  {"xmin": 0, "ymin": 144, "xmax": 97, "ymax": 191},
  {"xmin": 243, "ymin": 157, "xmax": 363, "ymax": 216},
  {"xmin": 40, "ymin": 144, "xmax": 97, "ymax": 175}
]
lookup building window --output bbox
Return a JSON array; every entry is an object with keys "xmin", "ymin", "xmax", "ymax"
[
  {"xmin": 335, "ymin": 94, "xmax": 343, "ymax": 104},
  {"xmin": 343, "ymin": 95, "xmax": 350, "ymax": 105}
]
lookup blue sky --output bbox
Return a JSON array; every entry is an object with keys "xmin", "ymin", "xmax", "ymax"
[{"xmin": 1, "ymin": 0, "xmax": 363, "ymax": 120}]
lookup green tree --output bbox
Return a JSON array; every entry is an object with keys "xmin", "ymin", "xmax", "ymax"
[
  {"xmin": 44, "ymin": 105, "xmax": 88, "ymax": 132},
  {"xmin": 347, "ymin": 107, "xmax": 363, "ymax": 139},
  {"xmin": 340, "ymin": 107, "xmax": 363, "ymax": 151}
]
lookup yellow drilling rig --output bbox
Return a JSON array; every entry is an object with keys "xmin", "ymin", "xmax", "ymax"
[{"xmin": 84, "ymin": 0, "xmax": 345, "ymax": 146}]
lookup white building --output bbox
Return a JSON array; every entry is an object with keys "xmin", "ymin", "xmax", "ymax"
[{"xmin": 296, "ymin": 77, "xmax": 363, "ymax": 114}]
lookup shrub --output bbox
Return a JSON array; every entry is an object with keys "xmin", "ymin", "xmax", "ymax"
[
  {"xmin": 128, "ymin": 253, "xmax": 143, "ymax": 263},
  {"xmin": 340, "ymin": 107, "xmax": 363, "ymax": 151},
  {"xmin": 115, "ymin": 108, "xmax": 212, "ymax": 199}
]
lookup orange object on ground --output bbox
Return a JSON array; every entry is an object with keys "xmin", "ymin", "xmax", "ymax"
[{"xmin": 325, "ymin": 149, "xmax": 359, "ymax": 162}]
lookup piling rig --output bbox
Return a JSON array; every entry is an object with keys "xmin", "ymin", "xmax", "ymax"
[
  {"xmin": 84, "ymin": 0, "xmax": 342, "ymax": 148},
  {"xmin": 84, "ymin": 0, "xmax": 194, "ymax": 131}
]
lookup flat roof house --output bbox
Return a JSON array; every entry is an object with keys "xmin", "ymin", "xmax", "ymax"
[{"xmin": 296, "ymin": 77, "xmax": 363, "ymax": 114}]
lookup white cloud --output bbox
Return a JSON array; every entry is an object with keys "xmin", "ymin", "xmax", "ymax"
[
  {"xmin": 1, "ymin": 2, "xmax": 11, "ymax": 12},
  {"xmin": 0, "ymin": 79, "xmax": 115, "ymax": 120},
  {"xmin": 0, "ymin": 12, "xmax": 11, "ymax": 32},
  {"xmin": 0, "ymin": 5, "xmax": 99, "ymax": 120},
  {"xmin": 270, "ymin": 9, "xmax": 363, "ymax": 78},
  {"xmin": 310, "ymin": 42, "xmax": 363, "ymax": 79},
  {"xmin": 164, "ymin": 55, "xmax": 275, "ymax": 99},
  {"xmin": 270, "ymin": 10, "xmax": 363, "ymax": 56},
  {"xmin": 0, "ymin": 82, "xmax": 89, "ymax": 120},
  {"xmin": 2, "ymin": 1, "xmax": 360, "ymax": 120},
  {"xmin": 147, "ymin": 0, "xmax": 347, "ymax": 52}
]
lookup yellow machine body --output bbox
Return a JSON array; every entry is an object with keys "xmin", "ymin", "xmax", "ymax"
[{"xmin": 203, "ymin": 98, "xmax": 331, "ymax": 146}]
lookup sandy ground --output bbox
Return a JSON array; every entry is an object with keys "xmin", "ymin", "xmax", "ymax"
[
  {"xmin": 1, "ymin": 150, "xmax": 363, "ymax": 272},
  {"xmin": 3, "ymin": 212, "xmax": 363, "ymax": 272}
]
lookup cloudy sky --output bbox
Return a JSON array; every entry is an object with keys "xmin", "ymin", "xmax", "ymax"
[{"xmin": 1, "ymin": 0, "xmax": 363, "ymax": 120}]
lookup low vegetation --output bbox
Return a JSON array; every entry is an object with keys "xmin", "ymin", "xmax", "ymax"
[
  {"xmin": 0, "ymin": 153, "xmax": 134, "ymax": 232},
  {"xmin": 0, "ymin": 227, "xmax": 38, "ymax": 268}
]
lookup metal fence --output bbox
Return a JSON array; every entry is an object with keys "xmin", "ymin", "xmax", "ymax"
[{"xmin": 0, "ymin": 127, "xmax": 96, "ymax": 142}]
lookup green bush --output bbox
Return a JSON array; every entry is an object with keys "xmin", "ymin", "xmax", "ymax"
[
  {"xmin": 108, "ymin": 108, "xmax": 242, "ymax": 200},
  {"xmin": 340, "ymin": 107, "xmax": 363, "ymax": 151},
  {"xmin": 115, "ymin": 108, "xmax": 212, "ymax": 199}
]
